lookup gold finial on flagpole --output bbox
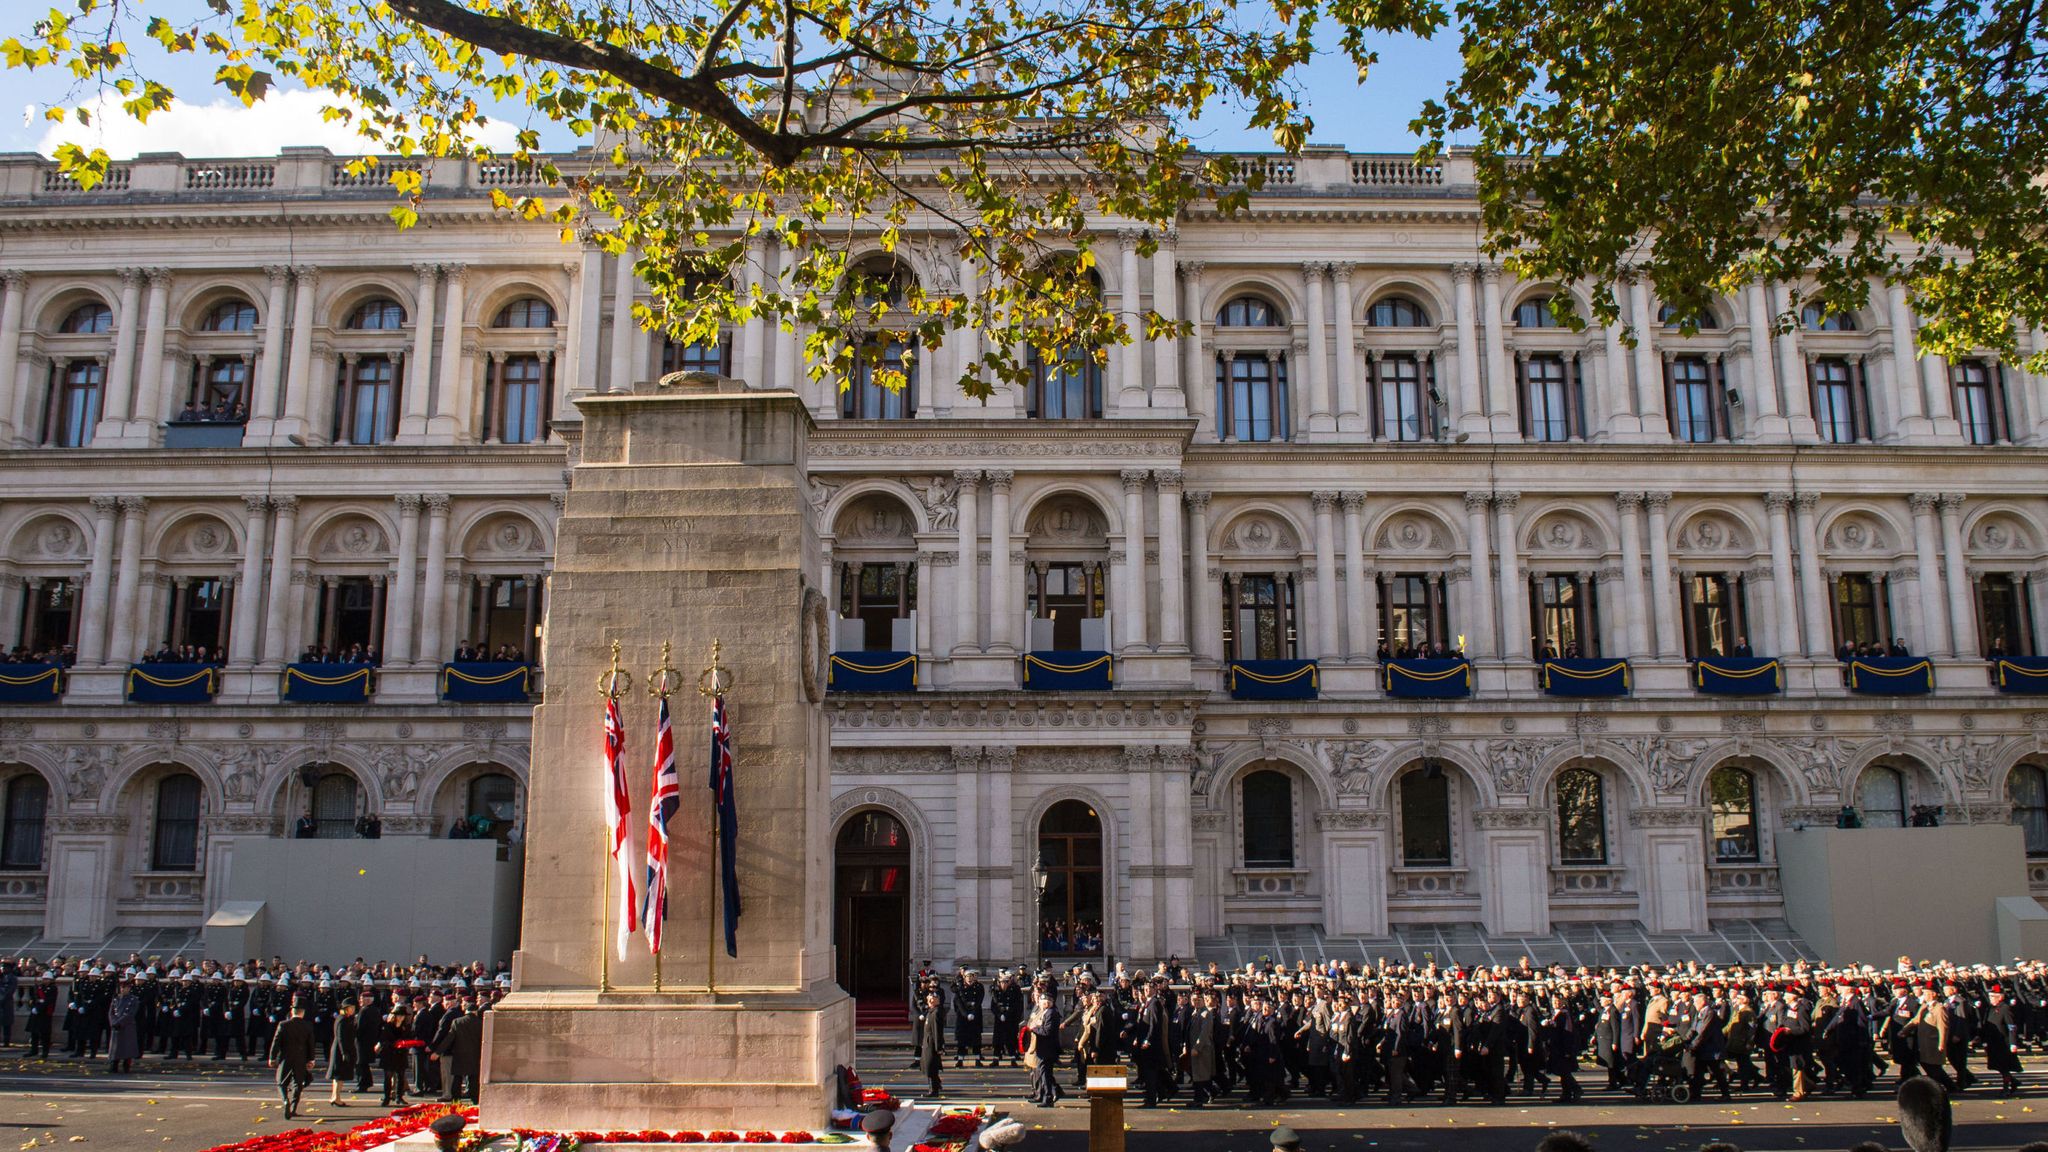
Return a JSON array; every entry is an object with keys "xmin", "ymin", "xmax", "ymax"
[
  {"xmin": 649, "ymin": 639, "xmax": 682, "ymax": 700},
  {"xmin": 697, "ymin": 637, "xmax": 733, "ymax": 697},
  {"xmin": 598, "ymin": 638, "xmax": 633, "ymax": 700}
]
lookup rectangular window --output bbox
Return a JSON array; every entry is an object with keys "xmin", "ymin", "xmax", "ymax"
[
  {"xmin": 1978, "ymin": 573, "xmax": 2034, "ymax": 657},
  {"xmin": 52, "ymin": 361, "xmax": 103, "ymax": 447},
  {"xmin": 1027, "ymin": 562, "xmax": 1104, "ymax": 651},
  {"xmin": 839, "ymin": 562, "xmax": 914, "ymax": 651},
  {"xmin": 1521, "ymin": 355, "xmax": 1573, "ymax": 442},
  {"xmin": 318, "ymin": 576, "xmax": 379, "ymax": 653},
  {"xmin": 164, "ymin": 577, "xmax": 227, "ymax": 654},
  {"xmin": 22, "ymin": 578, "xmax": 77, "ymax": 654},
  {"xmin": 1218, "ymin": 354, "xmax": 1290, "ymax": 442},
  {"xmin": 1684, "ymin": 573, "xmax": 1745, "ymax": 658},
  {"xmin": 1532, "ymin": 573, "xmax": 1593, "ymax": 657},
  {"xmin": 1834, "ymin": 572, "xmax": 1887, "ymax": 649},
  {"xmin": 1668, "ymin": 357, "xmax": 1720, "ymax": 443},
  {"xmin": 1027, "ymin": 349, "xmax": 1102, "ymax": 419},
  {"xmin": 1810, "ymin": 358, "xmax": 1863, "ymax": 443},
  {"xmin": 1225, "ymin": 573, "xmax": 1297, "ymax": 661},
  {"xmin": 1376, "ymin": 355, "xmax": 1425, "ymax": 442},
  {"xmin": 660, "ymin": 335, "xmax": 732, "ymax": 377},
  {"xmin": 1951, "ymin": 361, "xmax": 2005, "ymax": 446},
  {"xmin": 186, "ymin": 357, "xmax": 250, "ymax": 418},
  {"xmin": 498, "ymin": 355, "xmax": 548, "ymax": 444},
  {"xmin": 841, "ymin": 342, "xmax": 915, "ymax": 419},
  {"xmin": 345, "ymin": 356, "xmax": 398, "ymax": 445},
  {"xmin": 1379, "ymin": 572, "xmax": 1448, "ymax": 655}
]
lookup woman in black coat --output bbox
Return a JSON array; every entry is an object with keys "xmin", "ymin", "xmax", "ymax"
[
  {"xmin": 1541, "ymin": 998, "xmax": 1583, "ymax": 1103},
  {"xmin": 326, "ymin": 1000, "xmax": 358, "ymax": 1107},
  {"xmin": 377, "ymin": 1003, "xmax": 414, "ymax": 1106},
  {"xmin": 106, "ymin": 982, "xmax": 142, "ymax": 1073}
]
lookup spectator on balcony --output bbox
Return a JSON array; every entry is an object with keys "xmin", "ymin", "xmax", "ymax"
[
  {"xmin": 452, "ymin": 641, "xmax": 478, "ymax": 662},
  {"xmin": 1890, "ymin": 637, "xmax": 1912, "ymax": 657},
  {"xmin": 293, "ymin": 813, "xmax": 318, "ymax": 839},
  {"xmin": 1732, "ymin": 636, "xmax": 1754, "ymax": 658},
  {"xmin": 356, "ymin": 813, "xmax": 382, "ymax": 840}
]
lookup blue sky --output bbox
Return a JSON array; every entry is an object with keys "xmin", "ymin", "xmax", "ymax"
[{"xmin": 0, "ymin": 4, "xmax": 1464, "ymax": 159}]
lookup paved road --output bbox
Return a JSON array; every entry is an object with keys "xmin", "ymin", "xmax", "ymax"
[{"xmin": 4, "ymin": 1039, "xmax": 2048, "ymax": 1152}]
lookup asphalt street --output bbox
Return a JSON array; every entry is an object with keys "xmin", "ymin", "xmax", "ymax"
[{"xmin": 3, "ymin": 1036, "xmax": 2048, "ymax": 1151}]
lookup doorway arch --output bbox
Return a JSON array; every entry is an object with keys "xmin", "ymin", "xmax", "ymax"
[
  {"xmin": 1036, "ymin": 799, "xmax": 1106, "ymax": 958},
  {"xmin": 834, "ymin": 808, "xmax": 911, "ymax": 1004}
]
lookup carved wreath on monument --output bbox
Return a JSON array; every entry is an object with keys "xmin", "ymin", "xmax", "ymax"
[{"xmin": 800, "ymin": 584, "xmax": 830, "ymax": 703}]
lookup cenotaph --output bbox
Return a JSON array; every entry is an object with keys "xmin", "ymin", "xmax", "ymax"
[{"xmin": 479, "ymin": 375, "xmax": 853, "ymax": 1132}]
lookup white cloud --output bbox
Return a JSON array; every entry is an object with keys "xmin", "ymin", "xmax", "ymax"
[{"xmin": 36, "ymin": 87, "xmax": 519, "ymax": 159}]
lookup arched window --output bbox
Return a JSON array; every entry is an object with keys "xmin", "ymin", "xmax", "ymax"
[
  {"xmin": 1708, "ymin": 766, "xmax": 1759, "ymax": 862},
  {"xmin": 311, "ymin": 772, "xmax": 359, "ymax": 839},
  {"xmin": 1555, "ymin": 767, "xmax": 1607, "ymax": 864},
  {"xmin": 842, "ymin": 265, "xmax": 917, "ymax": 420},
  {"xmin": 1037, "ymin": 800, "xmax": 1103, "ymax": 956},
  {"xmin": 1217, "ymin": 295, "xmax": 1283, "ymax": 327},
  {"xmin": 1368, "ymin": 296, "xmax": 1431, "ymax": 328},
  {"xmin": 345, "ymin": 298, "xmax": 406, "ymax": 331},
  {"xmin": 466, "ymin": 772, "xmax": 519, "ymax": 825},
  {"xmin": 59, "ymin": 302, "xmax": 113, "ymax": 334},
  {"xmin": 1, "ymin": 775, "xmax": 49, "ymax": 870},
  {"xmin": 1658, "ymin": 303, "xmax": 1719, "ymax": 330},
  {"xmin": 1241, "ymin": 770, "xmax": 1295, "ymax": 868},
  {"xmin": 1398, "ymin": 768, "xmax": 1451, "ymax": 867},
  {"xmin": 151, "ymin": 773, "xmax": 203, "ymax": 871},
  {"xmin": 2010, "ymin": 764, "xmax": 2048, "ymax": 855},
  {"xmin": 1800, "ymin": 304, "xmax": 1857, "ymax": 332},
  {"xmin": 494, "ymin": 297, "xmax": 556, "ymax": 329},
  {"xmin": 1857, "ymin": 765, "xmax": 1907, "ymax": 828},
  {"xmin": 200, "ymin": 299, "xmax": 258, "ymax": 332},
  {"xmin": 1514, "ymin": 295, "xmax": 1562, "ymax": 328}
]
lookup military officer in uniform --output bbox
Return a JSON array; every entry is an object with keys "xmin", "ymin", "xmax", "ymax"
[
  {"xmin": 268, "ymin": 1000, "xmax": 317, "ymax": 1120},
  {"xmin": 952, "ymin": 969, "xmax": 986, "ymax": 1068},
  {"xmin": 989, "ymin": 971, "xmax": 1025, "ymax": 1068}
]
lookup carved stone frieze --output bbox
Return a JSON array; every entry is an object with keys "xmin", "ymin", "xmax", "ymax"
[
  {"xmin": 1327, "ymin": 741, "xmax": 1394, "ymax": 795},
  {"xmin": 1472, "ymin": 807, "xmax": 1546, "ymax": 831},
  {"xmin": 1628, "ymin": 806, "xmax": 1707, "ymax": 829},
  {"xmin": 1480, "ymin": 738, "xmax": 1567, "ymax": 795},
  {"xmin": 1314, "ymin": 810, "xmax": 1388, "ymax": 831},
  {"xmin": 1619, "ymin": 736, "xmax": 1713, "ymax": 794}
]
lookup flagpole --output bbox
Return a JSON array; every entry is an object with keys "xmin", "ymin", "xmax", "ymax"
[
  {"xmin": 597, "ymin": 640, "xmax": 629, "ymax": 994},
  {"xmin": 648, "ymin": 640, "xmax": 681, "ymax": 994},
  {"xmin": 698, "ymin": 639, "xmax": 730, "ymax": 996}
]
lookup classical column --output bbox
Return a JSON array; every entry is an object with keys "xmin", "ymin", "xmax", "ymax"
[
  {"xmin": 1341, "ymin": 491, "xmax": 1370, "ymax": 660},
  {"xmin": 1773, "ymin": 284, "xmax": 1817, "ymax": 439},
  {"xmin": 1452, "ymin": 265, "xmax": 1486, "ymax": 433},
  {"xmin": 952, "ymin": 252, "xmax": 981, "ymax": 411},
  {"xmin": 397, "ymin": 263, "xmax": 439, "ymax": 440},
  {"xmin": 1115, "ymin": 230, "xmax": 1146, "ymax": 412},
  {"xmin": 1181, "ymin": 261, "xmax": 1211, "ymax": 437},
  {"xmin": 1643, "ymin": 492, "xmax": 1681, "ymax": 657},
  {"xmin": 77, "ymin": 496, "xmax": 119, "ymax": 665},
  {"xmin": 241, "ymin": 266, "xmax": 292, "ymax": 437},
  {"xmin": 1615, "ymin": 492, "xmax": 1651, "ymax": 657},
  {"xmin": 1922, "ymin": 347, "xmax": 1961, "ymax": 436},
  {"xmin": 1905, "ymin": 492, "xmax": 1950, "ymax": 655},
  {"xmin": 1481, "ymin": 264, "xmax": 1514, "ymax": 432},
  {"xmin": 418, "ymin": 494, "xmax": 452, "ymax": 663},
  {"xmin": 1763, "ymin": 494, "xmax": 1799, "ymax": 657},
  {"xmin": 425, "ymin": 263, "xmax": 466, "ymax": 439},
  {"xmin": 385, "ymin": 494, "xmax": 423, "ymax": 664},
  {"xmin": 981, "ymin": 747, "xmax": 1016, "ymax": 960},
  {"xmin": 259, "ymin": 496, "xmax": 300, "ymax": 664},
  {"xmin": 1311, "ymin": 491, "xmax": 1340, "ymax": 659},
  {"xmin": 1597, "ymin": 318, "xmax": 1631, "ymax": 438},
  {"xmin": 1330, "ymin": 263, "xmax": 1363, "ymax": 432},
  {"xmin": 1493, "ymin": 492, "xmax": 1525, "ymax": 657},
  {"xmin": 1151, "ymin": 231, "xmax": 1183, "ymax": 413},
  {"xmin": 1123, "ymin": 746, "xmax": 1159, "ymax": 957},
  {"xmin": 1302, "ymin": 263, "xmax": 1334, "ymax": 433},
  {"xmin": 280, "ymin": 267, "xmax": 319, "ymax": 442},
  {"xmin": 105, "ymin": 497, "xmax": 148, "ymax": 665},
  {"xmin": 952, "ymin": 470, "xmax": 980, "ymax": 653},
  {"xmin": 0, "ymin": 271, "xmax": 25, "ymax": 444},
  {"xmin": 608, "ymin": 247, "xmax": 637, "ymax": 394},
  {"xmin": 1938, "ymin": 494, "xmax": 1976, "ymax": 656},
  {"xmin": 952, "ymin": 751, "xmax": 983, "ymax": 961},
  {"xmin": 1884, "ymin": 282, "xmax": 1928, "ymax": 432},
  {"xmin": 318, "ymin": 576, "xmax": 341, "ymax": 649},
  {"xmin": 229, "ymin": 496, "xmax": 269, "ymax": 665},
  {"xmin": 773, "ymin": 239, "xmax": 803, "ymax": 398},
  {"xmin": 1154, "ymin": 470, "xmax": 1187, "ymax": 650},
  {"xmin": 1186, "ymin": 491, "xmax": 1218, "ymax": 660},
  {"xmin": 99, "ymin": 270, "xmax": 144, "ymax": 440},
  {"xmin": 1742, "ymin": 283, "xmax": 1785, "ymax": 435},
  {"xmin": 741, "ymin": 235, "xmax": 769, "ymax": 388},
  {"xmin": 913, "ymin": 551, "xmax": 933, "ymax": 657},
  {"xmin": 124, "ymin": 268, "xmax": 172, "ymax": 440},
  {"xmin": 1596, "ymin": 567, "xmax": 1626, "ymax": 656},
  {"xmin": 1628, "ymin": 274, "xmax": 1668, "ymax": 439},
  {"xmin": 1792, "ymin": 493, "xmax": 1830, "ymax": 657},
  {"xmin": 986, "ymin": 471, "xmax": 1015, "ymax": 651},
  {"xmin": 1462, "ymin": 492, "xmax": 1495, "ymax": 657},
  {"xmin": 1118, "ymin": 469, "xmax": 1148, "ymax": 648}
]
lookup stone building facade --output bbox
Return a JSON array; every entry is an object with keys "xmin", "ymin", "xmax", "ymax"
[{"xmin": 0, "ymin": 146, "xmax": 2045, "ymax": 986}]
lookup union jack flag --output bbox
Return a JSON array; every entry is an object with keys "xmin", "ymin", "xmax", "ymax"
[
  {"xmin": 641, "ymin": 695, "xmax": 679, "ymax": 954},
  {"xmin": 709, "ymin": 691, "xmax": 741, "ymax": 957},
  {"xmin": 603, "ymin": 696, "xmax": 637, "ymax": 961}
]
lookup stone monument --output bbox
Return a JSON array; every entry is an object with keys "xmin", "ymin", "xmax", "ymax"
[{"xmin": 480, "ymin": 376, "xmax": 852, "ymax": 1132}]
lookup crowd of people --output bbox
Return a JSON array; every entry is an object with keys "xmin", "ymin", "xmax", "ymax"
[
  {"xmin": 450, "ymin": 642, "xmax": 531, "ymax": 663},
  {"xmin": 907, "ymin": 956, "xmax": 2042, "ymax": 1109},
  {"xmin": 174, "ymin": 399, "xmax": 250, "ymax": 424},
  {"xmin": 0, "ymin": 645, "xmax": 76, "ymax": 666},
  {"xmin": 1, "ymin": 955, "xmax": 503, "ymax": 1117},
  {"xmin": 297, "ymin": 644, "xmax": 384, "ymax": 665}
]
